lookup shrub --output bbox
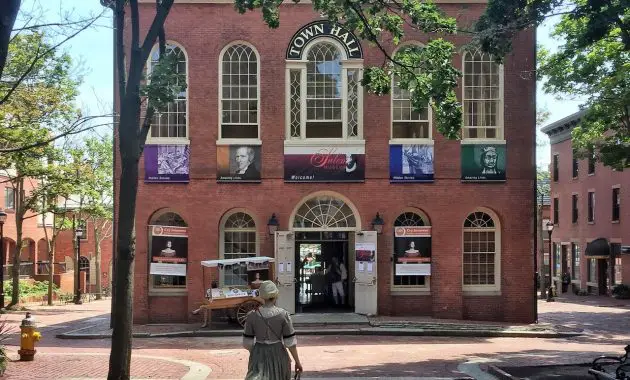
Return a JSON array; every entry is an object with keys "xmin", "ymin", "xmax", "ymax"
[
  {"xmin": 2, "ymin": 280, "xmax": 58, "ymax": 300},
  {"xmin": 612, "ymin": 284, "xmax": 630, "ymax": 300},
  {"xmin": 0, "ymin": 319, "xmax": 10, "ymax": 375}
]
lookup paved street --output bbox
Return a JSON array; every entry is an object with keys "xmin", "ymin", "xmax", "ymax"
[{"xmin": 1, "ymin": 294, "xmax": 629, "ymax": 379}]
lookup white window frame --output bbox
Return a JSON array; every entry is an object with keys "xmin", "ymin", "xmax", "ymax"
[
  {"xmin": 4, "ymin": 187, "xmax": 15, "ymax": 210},
  {"xmin": 219, "ymin": 209, "xmax": 259, "ymax": 286},
  {"xmin": 462, "ymin": 207, "xmax": 501, "ymax": 294},
  {"xmin": 217, "ymin": 41, "xmax": 262, "ymax": 146},
  {"xmin": 391, "ymin": 208, "xmax": 431, "ymax": 294},
  {"xmin": 461, "ymin": 50, "xmax": 505, "ymax": 144},
  {"xmin": 389, "ymin": 42, "xmax": 433, "ymax": 146},
  {"xmin": 285, "ymin": 37, "xmax": 365, "ymax": 147},
  {"xmin": 145, "ymin": 41, "xmax": 190, "ymax": 145}
]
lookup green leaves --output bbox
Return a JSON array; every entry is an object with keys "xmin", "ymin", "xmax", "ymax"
[{"xmin": 477, "ymin": 0, "xmax": 630, "ymax": 169}]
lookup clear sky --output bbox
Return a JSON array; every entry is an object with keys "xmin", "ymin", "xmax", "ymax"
[{"xmin": 20, "ymin": 1, "xmax": 578, "ymax": 169}]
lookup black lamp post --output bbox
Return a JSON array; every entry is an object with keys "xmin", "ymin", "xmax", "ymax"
[
  {"xmin": 545, "ymin": 221, "xmax": 555, "ymax": 301},
  {"xmin": 74, "ymin": 226, "xmax": 84, "ymax": 305},
  {"xmin": 267, "ymin": 214, "xmax": 279, "ymax": 236},
  {"xmin": 371, "ymin": 213, "xmax": 384, "ymax": 234},
  {"xmin": 0, "ymin": 209, "xmax": 7, "ymax": 309}
]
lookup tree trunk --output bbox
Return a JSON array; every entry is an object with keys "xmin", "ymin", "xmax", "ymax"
[
  {"xmin": 537, "ymin": 204, "xmax": 547, "ymax": 299},
  {"xmin": 108, "ymin": 154, "xmax": 139, "ymax": 380},
  {"xmin": 48, "ymin": 243, "xmax": 54, "ymax": 306},
  {"xmin": 0, "ymin": 0, "xmax": 21, "ymax": 79},
  {"xmin": 9, "ymin": 179, "xmax": 24, "ymax": 307},
  {"xmin": 95, "ymin": 221, "xmax": 102, "ymax": 300}
]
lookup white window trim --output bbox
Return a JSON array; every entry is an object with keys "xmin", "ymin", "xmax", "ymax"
[
  {"xmin": 219, "ymin": 209, "xmax": 260, "ymax": 286},
  {"xmin": 461, "ymin": 50, "xmax": 505, "ymax": 142},
  {"xmin": 145, "ymin": 41, "xmax": 190, "ymax": 145},
  {"xmin": 217, "ymin": 41, "xmax": 261, "ymax": 144},
  {"xmin": 284, "ymin": 37, "xmax": 364, "ymax": 143},
  {"xmin": 390, "ymin": 42, "xmax": 434, "ymax": 144},
  {"xmin": 391, "ymin": 207, "xmax": 431, "ymax": 291},
  {"xmin": 462, "ymin": 207, "xmax": 501, "ymax": 294}
]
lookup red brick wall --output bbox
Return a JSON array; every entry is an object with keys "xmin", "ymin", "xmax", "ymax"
[
  {"xmin": 119, "ymin": 2, "xmax": 536, "ymax": 324},
  {"xmin": 0, "ymin": 175, "xmax": 51, "ymax": 267},
  {"xmin": 550, "ymin": 138, "xmax": 630, "ymax": 290}
]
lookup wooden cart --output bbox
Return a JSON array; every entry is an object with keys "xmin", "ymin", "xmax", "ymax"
[{"xmin": 199, "ymin": 256, "xmax": 275, "ymax": 327}]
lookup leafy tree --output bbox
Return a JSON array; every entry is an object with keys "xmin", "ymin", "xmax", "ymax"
[{"xmin": 475, "ymin": 0, "xmax": 630, "ymax": 170}]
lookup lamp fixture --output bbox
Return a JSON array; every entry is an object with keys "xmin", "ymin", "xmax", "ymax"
[
  {"xmin": 267, "ymin": 213, "xmax": 279, "ymax": 235},
  {"xmin": 372, "ymin": 213, "xmax": 384, "ymax": 234}
]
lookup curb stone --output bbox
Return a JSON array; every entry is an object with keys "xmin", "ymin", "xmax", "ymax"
[{"xmin": 56, "ymin": 327, "xmax": 581, "ymax": 339}]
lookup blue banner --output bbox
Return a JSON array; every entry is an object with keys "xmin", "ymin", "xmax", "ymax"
[{"xmin": 389, "ymin": 144, "xmax": 434, "ymax": 182}]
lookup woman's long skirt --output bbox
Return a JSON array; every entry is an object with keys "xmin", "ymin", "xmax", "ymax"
[{"xmin": 245, "ymin": 342, "xmax": 291, "ymax": 380}]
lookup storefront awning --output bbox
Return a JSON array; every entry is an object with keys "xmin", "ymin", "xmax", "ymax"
[{"xmin": 585, "ymin": 238, "xmax": 610, "ymax": 258}]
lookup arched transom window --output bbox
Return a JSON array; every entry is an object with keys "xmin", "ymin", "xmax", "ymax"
[
  {"xmin": 294, "ymin": 196, "xmax": 356, "ymax": 229},
  {"xmin": 147, "ymin": 43, "xmax": 188, "ymax": 140},
  {"xmin": 462, "ymin": 50, "xmax": 503, "ymax": 140},
  {"xmin": 393, "ymin": 211, "xmax": 429, "ymax": 287},
  {"xmin": 287, "ymin": 40, "xmax": 362, "ymax": 140},
  {"xmin": 391, "ymin": 45, "xmax": 431, "ymax": 140},
  {"xmin": 222, "ymin": 212, "xmax": 257, "ymax": 286},
  {"xmin": 463, "ymin": 211, "xmax": 499, "ymax": 288},
  {"xmin": 220, "ymin": 43, "xmax": 259, "ymax": 140}
]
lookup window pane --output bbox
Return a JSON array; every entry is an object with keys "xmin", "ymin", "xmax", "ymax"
[
  {"xmin": 463, "ymin": 51, "xmax": 500, "ymax": 139},
  {"xmin": 221, "ymin": 44, "xmax": 259, "ymax": 139},
  {"xmin": 305, "ymin": 121, "xmax": 343, "ymax": 138}
]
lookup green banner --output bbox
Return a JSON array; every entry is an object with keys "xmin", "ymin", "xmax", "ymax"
[{"xmin": 461, "ymin": 144, "xmax": 506, "ymax": 182}]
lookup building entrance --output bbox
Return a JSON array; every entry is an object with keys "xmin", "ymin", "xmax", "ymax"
[{"xmin": 295, "ymin": 231, "xmax": 352, "ymax": 313}]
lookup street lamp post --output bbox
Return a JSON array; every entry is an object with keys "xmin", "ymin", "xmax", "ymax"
[
  {"xmin": 0, "ymin": 209, "xmax": 7, "ymax": 309},
  {"xmin": 74, "ymin": 227, "xmax": 84, "ymax": 305},
  {"xmin": 546, "ymin": 221, "xmax": 555, "ymax": 302}
]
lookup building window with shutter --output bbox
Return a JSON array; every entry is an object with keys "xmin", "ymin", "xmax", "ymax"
[
  {"xmin": 553, "ymin": 197, "xmax": 559, "ymax": 225},
  {"xmin": 572, "ymin": 194, "xmax": 578, "ymax": 224},
  {"xmin": 612, "ymin": 188, "xmax": 620, "ymax": 222},
  {"xmin": 588, "ymin": 150, "xmax": 595, "ymax": 174},
  {"xmin": 572, "ymin": 152, "xmax": 579, "ymax": 178},
  {"xmin": 571, "ymin": 243, "xmax": 580, "ymax": 281},
  {"xmin": 553, "ymin": 154, "xmax": 559, "ymax": 182},
  {"xmin": 587, "ymin": 192, "xmax": 595, "ymax": 223}
]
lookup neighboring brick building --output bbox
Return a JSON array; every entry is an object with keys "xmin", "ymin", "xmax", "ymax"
[
  {"xmin": 117, "ymin": 0, "xmax": 536, "ymax": 324},
  {"xmin": 0, "ymin": 171, "xmax": 51, "ymax": 280},
  {"xmin": 542, "ymin": 111, "xmax": 630, "ymax": 296}
]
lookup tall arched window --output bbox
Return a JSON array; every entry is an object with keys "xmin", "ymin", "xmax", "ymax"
[
  {"xmin": 391, "ymin": 44, "xmax": 431, "ymax": 141},
  {"xmin": 463, "ymin": 210, "xmax": 500, "ymax": 290},
  {"xmin": 221, "ymin": 212, "xmax": 257, "ymax": 286},
  {"xmin": 286, "ymin": 39, "xmax": 363, "ymax": 140},
  {"xmin": 149, "ymin": 210, "xmax": 188, "ymax": 289},
  {"xmin": 462, "ymin": 50, "xmax": 503, "ymax": 140},
  {"xmin": 219, "ymin": 43, "xmax": 259, "ymax": 140},
  {"xmin": 393, "ymin": 211, "xmax": 430, "ymax": 287},
  {"xmin": 147, "ymin": 43, "xmax": 188, "ymax": 141}
]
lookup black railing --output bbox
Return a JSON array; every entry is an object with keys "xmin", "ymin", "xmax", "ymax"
[
  {"xmin": 2, "ymin": 262, "xmax": 35, "ymax": 277},
  {"xmin": 36, "ymin": 262, "xmax": 68, "ymax": 275}
]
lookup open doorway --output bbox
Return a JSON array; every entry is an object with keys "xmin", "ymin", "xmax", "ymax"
[{"xmin": 295, "ymin": 232, "xmax": 352, "ymax": 313}]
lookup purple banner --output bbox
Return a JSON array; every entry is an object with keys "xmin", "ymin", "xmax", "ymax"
[{"xmin": 144, "ymin": 144, "xmax": 190, "ymax": 183}]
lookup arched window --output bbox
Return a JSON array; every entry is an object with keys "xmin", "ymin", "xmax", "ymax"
[
  {"xmin": 293, "ymin": 196, "xmax": 356, "ymax": 230},
  {"xmin": 463, "ymin": 211, "xmax": 500, "ymax": 290},
  {"xmin": 147, "ymin": 43, "xmax": 188, "ymax": 140},
  {"xmin": 391, "ymin": 44, "xmax": 431, "ymax": 140},
  {"xmin": 221, "ymin": 212, "xmax": 257, "ymax": 286},
  {"xmin": 286, "ymin": 39, "xmax": 362, "ymax": 140},
  {"xmin": 219, "ymin": 43, "xmax": 259, "ymax": 140},
  {"xmin": 149, "ymin": 210, "xmax": 188, "ymax": 289},
  {"xmin": 462, "ymin": 50, "xmax": 503, "ymax": 140},
  {"xmin": 79, "ymin": 256, "xmax": 90, "ymax": 286},
  {"xmin": 393, "ymin": 211, "xmax": 430, "ymax": 288}
]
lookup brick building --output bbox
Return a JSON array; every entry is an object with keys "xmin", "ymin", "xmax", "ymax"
[
  {"xmin": 542, "ymin": 111, "xmax": 630, "ymax": 295},
  {"xmin": 0, "ymin": 171, "xmax": 51, "ymax": 281},
  {"xmin": 119, "ymin": 0, "xmax": 537, "ymax": 324}
]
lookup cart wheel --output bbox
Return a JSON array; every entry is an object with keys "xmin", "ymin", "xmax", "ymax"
[{"xmin": 236, "ymin": 301, "xmax": 260, "ymax": 327}]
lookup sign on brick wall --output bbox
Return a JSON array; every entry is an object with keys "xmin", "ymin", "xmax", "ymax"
[
  {"xmin": 144, "ymin": 144, "xmax": 190, "ymax": 183},
  {"xmin": 389, "ymin": 144, "xmax": 434, "ymax": 182},
  {"xmin": 461, "ymin": 144, "xmax": 506, "ymax": 182},
  {"xmin": 284, "ymin": 145, "xmax": 365, "ymax": 182}
]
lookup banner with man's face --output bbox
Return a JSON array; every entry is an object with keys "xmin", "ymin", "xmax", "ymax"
[
  {"xmin": 284, "ymin": 145, "xmax": 365, "ymax": 182},
  {"xmin": 461, "ymin": 144, "xmax": 506, "ymax": 182},
  {"xmin": 217, "ymin": 145, "xmax": 262, "ymax": 182}
]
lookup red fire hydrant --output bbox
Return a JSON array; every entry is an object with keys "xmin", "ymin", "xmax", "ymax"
[{"xmin": 18, "ymin": 312, "xmax": 41, "ymax": 361}]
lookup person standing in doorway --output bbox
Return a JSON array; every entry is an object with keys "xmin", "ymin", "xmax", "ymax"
[{"xmin": 329, "ymin": 257, "xmax": 347, "ymax": 306}]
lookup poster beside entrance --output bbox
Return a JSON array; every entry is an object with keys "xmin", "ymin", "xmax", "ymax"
[
  {"xmin": 149, "ymin": 225, "xmax": 188, "ymax": 275},
  {"xmin": 394, "ymin": 226, "xmax": 431, "ymax": 276}
]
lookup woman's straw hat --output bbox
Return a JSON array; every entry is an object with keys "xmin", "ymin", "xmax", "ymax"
[{"xmin": 258, "ymin": 280, "xmax": 279, "ymax": 300}]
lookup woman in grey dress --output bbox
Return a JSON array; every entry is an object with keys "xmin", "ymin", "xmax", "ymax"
[{"xmin": 242, "ymin": 280, "xmax": 303, "ymax": 380}]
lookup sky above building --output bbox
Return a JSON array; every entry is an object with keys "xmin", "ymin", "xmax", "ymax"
[{"xmin": 21, "ymin": 0, "xmax": 579, "ymax": 169}]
